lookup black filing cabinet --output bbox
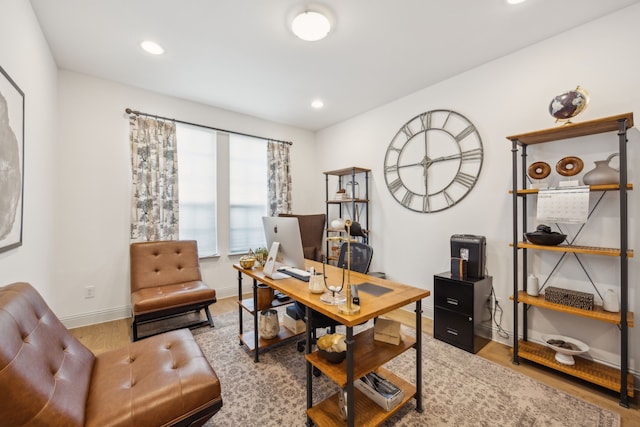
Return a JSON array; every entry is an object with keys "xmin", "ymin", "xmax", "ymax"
[{"xmin": 434, "ymin": 272, "xmax": 492, "ymax": 354}]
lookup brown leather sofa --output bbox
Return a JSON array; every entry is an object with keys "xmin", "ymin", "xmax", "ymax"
[
  {"xmin": 130, "ymin": 240, "xmax": 216, "ymax": 341},
  {"xmin": 278, "ymin": 213, "xmax": 325, "ymax": 261},
  {"xmin": 0, "ymin": 282, "xmax": 223, "ymax": 427}
]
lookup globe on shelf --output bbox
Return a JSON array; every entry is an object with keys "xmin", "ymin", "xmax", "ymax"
[{"xmin": 548, "ymin": 86, "xmax": 589, "ymax": 124}]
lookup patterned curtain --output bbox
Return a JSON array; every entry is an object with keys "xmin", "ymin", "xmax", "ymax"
[
  {"xmin": 129, "ymin": 116, "xmax": 179, "ymax": 241},
  {"xmin": 267, "ymin": 141, "xmax": 292, "ymax": 216}
]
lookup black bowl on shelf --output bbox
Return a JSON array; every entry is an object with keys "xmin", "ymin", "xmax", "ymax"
[
  {"xmin": 525, "ymin": 232, "xmax": 567, "ymax": 246},
  {"xmin": 318, "ymin": 349, "xmax": 346, "ymax": 364}
]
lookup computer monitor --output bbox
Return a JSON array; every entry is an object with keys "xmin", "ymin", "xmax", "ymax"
[{"xmin": 262, "ymin": 216, "xmax": 306, "ymax": 273}]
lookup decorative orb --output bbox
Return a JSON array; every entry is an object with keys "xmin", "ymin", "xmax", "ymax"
[{"xmin": 548, "ymin": 86, "xmax": 589, "ymax": 123}]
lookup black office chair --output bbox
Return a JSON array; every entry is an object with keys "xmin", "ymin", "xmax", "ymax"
[
  {"xmin": 295, "ymin": 242, "xmax": 373, "ymax": 356},
  {"xmin": 337, "ymin": 241, "xmax": 373, "ymax": 273}
]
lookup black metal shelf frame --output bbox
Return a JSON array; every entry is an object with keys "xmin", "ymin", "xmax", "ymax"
[{"xmin": 509, "ymin": 116, "xmax": 632, "ymax": 407}]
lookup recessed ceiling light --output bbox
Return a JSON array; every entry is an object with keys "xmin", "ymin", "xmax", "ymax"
[
  {"xmin": 311, "ymin": 99, "xmax": 324, "ymax": 109},
  {"xmin": 291, "ymin": 11, "xmax": 331, "ymax": 41},
  {"xmin": 141, "ymin": 40, "xmax": 164, "ymax": 55},
  {"xmin": 507, "ymin": 0, "xmax": 527, "ymax": 4}
]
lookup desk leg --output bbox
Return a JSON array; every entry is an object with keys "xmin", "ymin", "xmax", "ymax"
[
  {"xmin": 253, "ymin": 278, "xmax": 259, "ymax": 363},
  {"xmin": 237, "ymin": 271, "xmax": 243, "ymax": 346},
  {"xmin": 415, "ymin": 299, "xmax": 424, "ymax": 413},
  {"xmin": 346, "ymin": 326, "xmax": 355, "ymax": 427},
  {"xmin": 305, "ymin": 305, "xmax": 313, "ymax": 426}
]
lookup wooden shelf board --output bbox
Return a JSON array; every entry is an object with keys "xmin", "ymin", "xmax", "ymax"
[
  {"xmin": 511, "ymin": 183, "xmax": 633, "ymax": 195},
  {"xmin": 512, "ymin": 291, "xmax": 634, "ymax": 327},
  {"xmin": 327, "ymin": 227, "xmax": 369, "ymax": 234},
  {"xmin": 506, "ymin": 112, "xmax": 634, "ymax": 145},
  {"xmin": 305, "ymin": 328, "xmax": 416, "ymax": 388},
  {"xmin": 513, "ymin": 242, "xmax": 634, "ymax": 258},
  {"xmin": 515, "ymin": 340, "xmax": 634, "ymax": 397},
  {"xmin": 324, "ymin": 167, "xmax": 371, "ymax": 177},
  {"xmin": 326, "ymin": 198, "xmax": 369, "ymax": 204},
  {"xmin": 239, "ymin": 327, "xmax": 303, "ymax": 352},
  {"xmin": 307, "ymin": 367, "xmax": 416, "ymax": 427},
  {"xmin": 237, "ymin": 296, "xmax": 293, "ymax": 314}
]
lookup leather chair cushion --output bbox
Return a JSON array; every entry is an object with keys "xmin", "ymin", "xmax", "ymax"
[
  {"xmin": 0, "ymin": 283, "xmax": 95, "ymax": 427},
  {"xmin": 85, "ymin": 329, "xmax": 222, "ymax": 427},
  {"xmin": 130, "ymin": 241, "xmax": 203, "ymax": 292},
  {"xmin": 131, "ymin": 280, "xmax": 216, "ymax": 315}
]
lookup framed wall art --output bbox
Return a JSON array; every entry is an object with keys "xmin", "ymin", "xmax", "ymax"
[{"xmin": 0, "ymin": 65, "xmax": 24, "ymax": 253}]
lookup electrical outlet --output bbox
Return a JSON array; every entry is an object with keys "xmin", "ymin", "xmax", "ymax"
[{"xmin": 84, "ymin": 285, "xmax": 95, "ymax": 299}]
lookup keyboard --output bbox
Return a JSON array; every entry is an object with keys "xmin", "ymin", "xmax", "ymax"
[{"xmin": 277, "ymin": 267, "xmax": 311, "ymax": 282}]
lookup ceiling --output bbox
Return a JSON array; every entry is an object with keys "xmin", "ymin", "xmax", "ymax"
[{"xmin": 30, "ymin": 0, "xmax": 639, "ymax": 131}]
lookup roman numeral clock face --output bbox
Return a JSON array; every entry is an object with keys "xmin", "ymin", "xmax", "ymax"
[{"xmin": 384, "ymin": 110, "xmax": 484, "ymax": 213}]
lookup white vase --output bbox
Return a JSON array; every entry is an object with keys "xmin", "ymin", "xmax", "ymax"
[
  {"xmin": 602, "ymin": 289, "xmax": 619, "ymax": 313},
  {"xmin": 582, "ymin": 153, "xmax": 619, "ymax": 186},
  {"xmin": 331, "ymin": 218, "xmax": 345, "ymax": 230},
  {"xmin": 526, "ymin": 274, "xmax": 539, "ymax": 297}
]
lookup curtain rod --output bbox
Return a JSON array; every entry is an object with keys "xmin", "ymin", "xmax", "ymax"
[{"xmin": 125, "ymin": 108, "xmax": 293, "ymax": 146}]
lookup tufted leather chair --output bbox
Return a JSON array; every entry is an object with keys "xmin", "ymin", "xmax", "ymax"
[
  {"xmin": 0, "ymin": 282, "xmax": 223, "ymax": 427},
  {"xmin": 130, "ymin": 240, "xmax": 216, "ymax": 341}
]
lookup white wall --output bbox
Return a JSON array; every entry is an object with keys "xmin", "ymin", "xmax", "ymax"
[
  {"xmin": 53, "ymin": 71, "xmax": 318, "ymax": 326},
  {"xmin": 316, "ymin": 4, "xmax": 640, "ymax": 373},
  {"xmin": 0, "ymin": 0, "xmax": 58, "ymax": 302}
]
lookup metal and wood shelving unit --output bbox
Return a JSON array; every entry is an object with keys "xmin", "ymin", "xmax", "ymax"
[
  {"xmin": 235, "ymin": 267, "xmax": 303, "ymax": 363},
  {"xmin": 324, "ymin": 167, "xmax": 370, "ymax": 262},
  {"xmin": 508, "ymin": 112, "xmax": 634, "ymax": 407}
]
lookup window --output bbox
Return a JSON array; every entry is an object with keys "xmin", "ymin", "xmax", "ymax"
[
  {"xmin": 176, "ymin": 124, "xmax": 217, "ymax": 257},
  {"xmin": 229, "ymin": 134, "xmax": 268, "ymax": 253},
  {"xmin": 176, "ymin": 124, "xmax": 269, "ymax": 257}
]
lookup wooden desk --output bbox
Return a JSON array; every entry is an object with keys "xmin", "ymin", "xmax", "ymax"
[{"xmin": 234, "ymin": 260, "xmax": 430, "ymax": 427}]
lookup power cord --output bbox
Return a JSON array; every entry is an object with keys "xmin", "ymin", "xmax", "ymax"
[
  {"xmin": 486, "ymin": 286, "xmax": 509, "ymax": 339},
  {"xmin": 482, "ymin": 267, "xmax": 509, "ymax": 339}
]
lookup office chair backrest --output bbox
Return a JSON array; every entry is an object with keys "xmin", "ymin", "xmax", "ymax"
[{"xmin": 337, "ymin": 242, "xmax": 373, "ymax": 274}]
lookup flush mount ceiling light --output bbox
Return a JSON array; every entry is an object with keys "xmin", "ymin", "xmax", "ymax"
[
  {"xmin": 291, "ymin": 11, "xmax": 331, "ymax": 41},
  {"xmin": 507, "ymin": 0, "xmax": 527, "ymax": 4},
  {"xmin": 140, "ymin": 40, "xmax": 164, "ymax": 55},
  {"xmin": 311, "ymin": 99, "xmax": 324, "ymax": 109}
]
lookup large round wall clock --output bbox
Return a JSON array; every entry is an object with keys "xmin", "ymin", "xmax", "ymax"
[{"xmin": 384, "ymin": 109, "xmax": 484, "ymax": 213}]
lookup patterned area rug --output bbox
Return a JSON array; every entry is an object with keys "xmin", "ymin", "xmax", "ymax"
[{"xmin": 193, "ymin": 310, "xmax": 619, "ymax": 427}]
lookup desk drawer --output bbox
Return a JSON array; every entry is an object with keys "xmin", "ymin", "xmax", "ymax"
[
  {"xmin": 434, "ymin": 279, "xmax": 473, "ymax": 315},
  {"xmin": 434, "ymin": 307, "xmax": 474, "ymax": 353}
]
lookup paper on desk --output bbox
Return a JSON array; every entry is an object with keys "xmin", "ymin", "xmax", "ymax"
[{"xmin": 536, "ymin": 186, "xmax": 589, "ymax": 224}]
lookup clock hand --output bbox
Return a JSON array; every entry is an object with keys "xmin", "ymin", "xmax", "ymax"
[
  {"xmin": 428, "ymin": 153, "xmax": 462, "ymax": 164},
  {"xmin": 397, "ymin": 160, "xmax": 427, "ymax": 169},
  {"xmin": 398, "ymin": 156, "xmax": 433, "ymax": 170}
]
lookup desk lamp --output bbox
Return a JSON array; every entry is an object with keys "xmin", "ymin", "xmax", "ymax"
[
  {"xmin": 321, "ymin": 219, "xmax": 363, "ymax": 307},
  {"xmin": 338, "ymin": 220, "xmax": 361, "ymax": 315}
]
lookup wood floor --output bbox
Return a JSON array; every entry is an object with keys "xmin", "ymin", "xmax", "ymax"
[{"xmin": 70, "ymin": 296, "xmax": 639, "ymax": 425}]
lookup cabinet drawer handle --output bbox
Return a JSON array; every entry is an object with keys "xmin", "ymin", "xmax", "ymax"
[
  {"xmin": 446, "ymin": 328, "xmax": 459, "ymax": 336},
  {"xmin": 446, "ymin": 297, "xmax": 459, "ymax": 306}
]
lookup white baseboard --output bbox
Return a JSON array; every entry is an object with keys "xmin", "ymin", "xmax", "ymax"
[{"xmin": 60, "ymin": 306, "xmax": 130, "ymax": 329}]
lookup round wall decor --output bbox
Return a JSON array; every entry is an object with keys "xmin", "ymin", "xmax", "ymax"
[{"xmin": 383, "ymin": 110, "xmax": 484, "ymax": 213}]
